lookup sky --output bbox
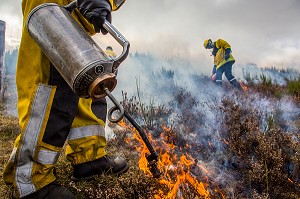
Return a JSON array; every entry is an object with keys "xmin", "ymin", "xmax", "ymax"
[{"xmin": 1, "ymin": 0, "xmax": 300, "ymax": 74}]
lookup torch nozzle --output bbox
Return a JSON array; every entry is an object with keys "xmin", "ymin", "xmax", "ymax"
[
  {"xmin": 146, "ymin": 152, "xmax": 162, "ymax": 178},
  {"xmin": 148, "ymin": 161, "xmax": 162, "ymax": 178}
]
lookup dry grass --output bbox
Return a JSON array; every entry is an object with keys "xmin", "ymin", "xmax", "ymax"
[
  {"xmin": 0, "ymin": 104, "xmax": 20, "ymax": 199},
  {"xmin": 221, "ymin": 97, "xmax": 300, "ymax": 198},
  {"xmin": 56, "ymin": 142, "xmax": 162, "ymax": 199}
]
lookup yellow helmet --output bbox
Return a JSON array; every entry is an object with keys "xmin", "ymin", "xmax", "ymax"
[
  {"xmin": 106, "ymin": 46, "xmax": 113, "ymax": 50},
  {"xmin": 203, "ymin": 39, "xmax": 212, "ymax": 49}
]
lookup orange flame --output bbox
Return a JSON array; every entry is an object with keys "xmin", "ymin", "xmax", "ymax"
[
  {"xmin": 117, "ymin": 121, "xmax": 213, "ymax": 198},
  {"xmin": 239, "ymin": 80, "xmax": 248, "ymax": 92}
]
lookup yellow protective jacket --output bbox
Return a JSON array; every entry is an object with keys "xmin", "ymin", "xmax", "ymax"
[
  {"xmin": 213, "ymin": 39, "xmax": 235, "ymax": 69},
  {"xmin": 3, "ymin": 0, "xmax": 125, "ymax": 198}
]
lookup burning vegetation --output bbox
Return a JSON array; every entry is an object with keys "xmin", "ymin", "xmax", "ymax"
[
  {"xmin": 115, "ymin": 77, "xmax": 300, "ymax": 198},
  {"xmin": 1, "ymin": 67, "xmax": 300, "ymax": 198}
]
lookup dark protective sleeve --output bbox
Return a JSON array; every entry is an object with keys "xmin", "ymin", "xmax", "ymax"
[
  {"xmin": 225, "ymin": 48, "xmax": 231, "ymax": 56},
  {"xmin": 225, "ymin": 48, "xmax": 231, "ymax": 60},
  {"xmin": 212, "ymin": 45, "xmax": 218, "ymax": 56}
]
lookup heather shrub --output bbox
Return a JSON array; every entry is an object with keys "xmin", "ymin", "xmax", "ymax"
[{"xmin": 221, "ymin": 97, "xmax": 300, "ymax": 198}]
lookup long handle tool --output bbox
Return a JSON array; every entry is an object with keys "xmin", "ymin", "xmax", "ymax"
[{"xmin": 102, "ymin": 86, "xmax": 162, "ymax": 178}]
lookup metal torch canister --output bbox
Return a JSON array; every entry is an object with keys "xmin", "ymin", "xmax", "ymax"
[{"xmin": 26, "ymin": 2, "xmax": 129, "ymax": 99}]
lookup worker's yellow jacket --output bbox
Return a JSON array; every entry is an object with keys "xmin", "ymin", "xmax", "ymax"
[
  {"xmin": 3, "ymin": 0, "xmax": 125, "ymax": 198},
  {"xmin": 213, "ymin": 39, "xmax": 235, "ymax": 69}
]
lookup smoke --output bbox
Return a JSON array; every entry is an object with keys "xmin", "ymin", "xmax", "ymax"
[
  {"xmin": 112, "ymin": 52, "xmax": 300, "ymax": 142},
  {"xmin": 234, "ymin": 63, "xmax": 300, "ymax": 85},
  {"xmin": 113, "ymin": 53, "xmax": 300, "ymax": 98},
  {"xmin": 109, "ymin": 52, "xmax": 300, "ymax": 195},
  {"xmin": 3, "ymin": 50, "xmax": 300, "ymax": 118},
  {"xmin": 278, "ymin": 96, "xmax": 300, "ymax": 132},
  {"xmin": 0, "ymin": 0, "xmax": 22, "ymax": 27},
  {"xmin": 104, "ymin": 0, "xmax": 300, "ymax": 71}
]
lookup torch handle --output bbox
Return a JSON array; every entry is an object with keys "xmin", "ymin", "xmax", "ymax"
[
  {"xmin": 64, "ymin": 0, "xmax": 130, "ymax": 72},
  {"xmin": 102, "ymin": 21, "xmax": 130, "ymax": 72}
]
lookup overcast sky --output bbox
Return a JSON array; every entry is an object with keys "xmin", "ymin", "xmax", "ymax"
[{"xmin": 1, "ymin": 0, "xmax": 300, "ymax": 73}]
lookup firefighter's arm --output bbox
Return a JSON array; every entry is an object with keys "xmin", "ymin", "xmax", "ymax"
[
  {"xmin": 217, "ymin": 39, "xmax": 232, "ymax": 60},
  {"xmin": 225, "ymin": 48, "xmax": 231, "ymax": 60}
]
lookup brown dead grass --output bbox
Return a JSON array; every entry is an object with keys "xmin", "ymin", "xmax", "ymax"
[
  {"xmin": 0, "ymin": 104, "xmax": 20, "ymax": 199},
  {"xmin": 221, "ymin": 97, "xmax": 300, "ymax": 198}
]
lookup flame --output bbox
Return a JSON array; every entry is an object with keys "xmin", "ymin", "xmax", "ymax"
[
  {"xmin": 185, "ymin": 172, "xmax": 210, "ymax": 197},
  {"xmin": 223, "ymin": 138, "xmax": 229, "ymax": 145},
  {"xmin": 239, "ymin": 80, "xmax": 248, "ymax": 92},
  {"xmin": 117, "ymin": 121, "xmax": 215, "ymax": 198},
  {"xmin": 125, "ymin": 137, "xmax": 131, "ymax": 144},
  {"xmin": 288, "ymin": 178, "xmax": 300, "ymax": 187}
]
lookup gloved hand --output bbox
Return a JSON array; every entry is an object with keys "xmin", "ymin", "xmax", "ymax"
[{"xmin": 77, "ymin": 0, "xmax": 112, "ymax": 34}]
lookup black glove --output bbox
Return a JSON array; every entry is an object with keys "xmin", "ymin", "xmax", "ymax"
[
  {"xmin": 77, "ymin": 0, "xmax": 112, "ymax": 34},
  {"xmin": 225, "ymin": 48, "xmax": 231, "ymax": 60}
]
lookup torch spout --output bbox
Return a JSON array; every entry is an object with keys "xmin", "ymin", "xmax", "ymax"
[
  {"xmin": 102, "ymin": 86, "xmax": 162, "ymax": 178},
  {"xmin": 124, "ymin": 111, "xmax": 162, "ymax": 178}
]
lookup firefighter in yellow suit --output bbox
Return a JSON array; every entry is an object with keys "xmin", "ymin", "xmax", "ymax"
[
  {"xmin": 204, "ymin": 39, "xmax": 242, "ymax": 90},
  {"xmin": 3, "ymin": 0, "xmax": 128, "ymax": 198},
  {"xmin": 105, "ymin": 46, "xmax": 117, "ymax": 58}
]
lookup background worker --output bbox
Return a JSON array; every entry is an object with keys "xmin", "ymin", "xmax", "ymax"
[
  {"xmin": 105, "ymin": 45, "xmax": 117, "ymax": 58},
  {"xmin": 204, "ymin": 38, "xmax": 242, "ymax": 90},
  {"xmin": 3, "ymin": 0, "xmax": 128, "ymax": 198}
]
